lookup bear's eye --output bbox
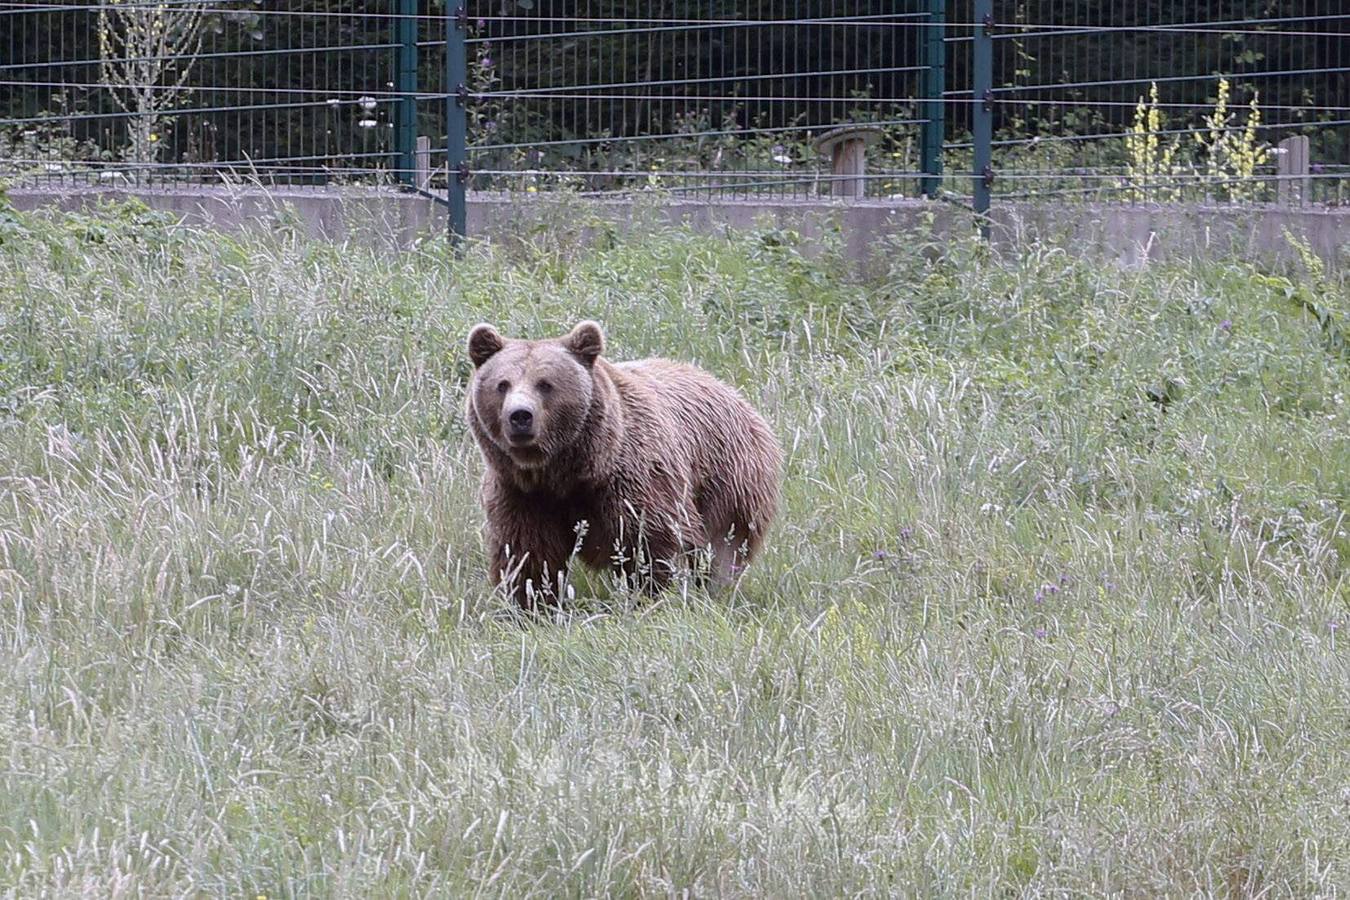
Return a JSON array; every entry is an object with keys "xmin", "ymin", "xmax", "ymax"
[
  {"xmin": 536, "ymin": 380, "xmax": 553, "ymax": 394},
  {"xmin": 496, "ymin": 380, "xmax": 510, "ymax": 394}
]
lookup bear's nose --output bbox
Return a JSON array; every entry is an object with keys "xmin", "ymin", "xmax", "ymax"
[{"xmin": 508, "ymin": 408, "xmax": 534, "ymax": 431}]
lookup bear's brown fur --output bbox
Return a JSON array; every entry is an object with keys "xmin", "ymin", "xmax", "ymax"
[{"xmin": 465, "ymin": 320, "xmax": 781, "ymax": 609}]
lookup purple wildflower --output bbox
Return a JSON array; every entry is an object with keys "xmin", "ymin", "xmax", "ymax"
[
  {"xmin": 873, "ymin": 549, "xmax": 889, "ymax": 561},
  {"xmin": 1034, "ymin": 627, "xmax": 1048, "ymax": 639},
  {"xmin": 899, "ymin": 526, "xmax": 914, "ymax": 541},
  {"xmin": 1047, "ymin": 584, "xmax": 1059, "ymax": 595},
  {"xmin": 1034, "ymin": 589, "xmax": 1045, "ymax": 605},
  {"xmin": 1219, "ymin": 318, "xmax": 1232, "ymax": 332},
  {"xmin": 481, "ymin": 55, "xmax": 494, "ymax": 69},
  {"xmin": 476, "ymin": 17, "xmax": 487, "ymax": 29},
  {"xmin": 1058, "ymin": 573, "xmax": 1070, "ymax": 587}
]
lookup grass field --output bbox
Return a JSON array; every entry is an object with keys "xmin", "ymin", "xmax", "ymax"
[{"xmin": 0, "ymin": 197, "xmax": 1347, "ymax": 897}]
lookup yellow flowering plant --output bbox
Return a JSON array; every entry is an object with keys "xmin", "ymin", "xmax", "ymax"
[{"xmin": 1127, "ymin": 78, "xmax": 1270, "ymax": 203}]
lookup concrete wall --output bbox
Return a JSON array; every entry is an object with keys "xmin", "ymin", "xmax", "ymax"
[{"xmin": 8, "ymin": 184, "xmax": 1347, "ymax": 270}]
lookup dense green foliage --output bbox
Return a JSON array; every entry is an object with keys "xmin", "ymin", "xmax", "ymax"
[{"xmin": 0, "ymin": 199, "xmax": 1347, "ymax": 894}]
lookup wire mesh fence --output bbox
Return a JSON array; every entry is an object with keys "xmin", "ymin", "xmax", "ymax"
[
  {"xmin": 946, "ymin": 0, "xmax": 1350, "ymax": 207},
  {"xmin": 453, "ymin": 3, "xmax": 933, "ymax": 199},
  {"xmin": 2, "ymin": 1, "xmax": 1347, "ymax": 233},
  {"xmin": 2, "ymin": 1, "xmax": 414, "ymax": 184}
]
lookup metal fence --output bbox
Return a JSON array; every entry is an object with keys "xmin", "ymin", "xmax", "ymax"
[
  {"xmin": 2, "ymin": 1, "xmax": 1347, "ymax": 238},
  {"xmin": 950, "ymin": 0, "xmax": 1350, "ymax": 209},
  {"xmin": 3, "ymin": 2, "xmax": 414, "ymax": 183}
]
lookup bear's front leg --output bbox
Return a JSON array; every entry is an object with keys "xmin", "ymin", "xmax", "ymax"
[
  {"xmin": 489, "ymin": 542, "xmax": 568, "ymax": 611},
  {"xmin": 483, "ymin": 485, "xmax": 575, "ymax": 612}
]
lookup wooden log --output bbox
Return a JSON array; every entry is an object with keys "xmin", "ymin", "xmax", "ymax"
[
  {"xmin": 1277, "ymin": 135, "xmax": 1309, "ymax": 206},
  {"xmin": 415, "ymin": 135, "xmax": 431, "ymax": 190},
  {"xmin": 813, "ymin": 126, "xmax": 882, "ymax": 200}
]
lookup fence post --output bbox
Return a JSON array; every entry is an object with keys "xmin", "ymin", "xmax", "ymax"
[
  {"xmin": 416, "ymin": 135, "xmax": 431, "ymax": 189},
  {"xmin": 972, "ymin": 0, "xmax": 993, "ymax": 227},
  {"xmin": 446, "ymin": 3, "xmax": 468, "ymax": 242},
  {"xmin": 1277, "ymin": 135, "xmax": 1310, "ymax": 206},
  {"xmin": 919, "ymin": 0, "xmax": 945, "ymax": 199},
  {"xmin": 395, "ymin": 0, "xmax": 418, "ymax": 186}
]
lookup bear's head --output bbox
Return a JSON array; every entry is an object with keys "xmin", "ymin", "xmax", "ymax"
[{"xmin": 466, "ymin": 320, "xmax": 605, "ymax": 470}]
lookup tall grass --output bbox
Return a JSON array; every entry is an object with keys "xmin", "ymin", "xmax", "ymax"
[{"xmin": 0, "ymin": 198, "xmax": 1347, "ymax": 896}]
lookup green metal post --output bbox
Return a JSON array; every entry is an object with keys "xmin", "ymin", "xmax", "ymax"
[
  {"xmin": 972, "ymin": 0, "xmax": 993, "ymax": 226},
  {"xmin": 919, "ymin": 0, "xmax": 945, "ymax": 199},
  {"xmin": 395, "ymin": 0, "xmax": 418, "ymax": 186},
  {"xmin": 446, "ymin": 3, "xmax": 468, "ymax": 242}
]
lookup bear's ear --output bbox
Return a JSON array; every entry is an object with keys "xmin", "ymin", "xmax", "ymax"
[
  {"xmin": 563, "ymin": 320, "xmax": 605, "ymax": 366},
  {"xmin": 467, "ymin": 323, "xmax": 505, "ymax": 368}
]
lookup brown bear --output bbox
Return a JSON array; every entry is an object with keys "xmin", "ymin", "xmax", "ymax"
[{"xmin": 465, "ymin": 320, "xmax": 782, "ymax": 609}]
